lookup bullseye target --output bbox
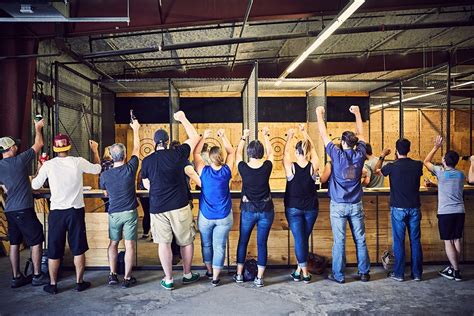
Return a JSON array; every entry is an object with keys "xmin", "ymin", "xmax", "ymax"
[
  {"xmin": 139, "ymin": 138, "xmax": 155, "ymax": 160},
  {"xmin": 270, "ymin": 137, "xmax": 286, "ymax": 161},
  {"xmin": 204, "ymin": 137, "xmax": 222, "ymax": 149}
]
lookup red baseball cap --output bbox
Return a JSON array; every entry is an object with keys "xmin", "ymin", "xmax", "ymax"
[{"xmin": 53, "ymin": 133, "xmax": 72, "ymax": 153}]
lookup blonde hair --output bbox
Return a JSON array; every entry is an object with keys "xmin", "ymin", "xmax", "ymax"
[
  {"xmin": 296, "ymin": 140, "xmax": 312, "ymax": 161},
  {"xmin": 209, "ymin": 146, "xmax": 225, "ymax": 166},
  {"xmin": 103, "ymin": 146, "xmax": 112, "ymax": 160}
]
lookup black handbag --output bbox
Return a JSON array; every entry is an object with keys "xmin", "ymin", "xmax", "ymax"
[{"xmin": 243, "ymin": 259, "xmax": 258, "ymax": 282}]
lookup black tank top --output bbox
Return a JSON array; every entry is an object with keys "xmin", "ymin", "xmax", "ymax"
[{"xmin": 284, "ymin": 162, "xmax": 319, "ymax": 210}]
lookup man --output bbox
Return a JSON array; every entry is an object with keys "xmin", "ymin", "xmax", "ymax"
[
  {"xmin": 0, "ymin": 119, "xmax": 49, "ymax": 288},
  {"xmin": 363, "ymin": 143, "xmax": 390, "ymax": 188},
  {"xmin": 375, "ymin": 138, "xmax": 423, "ymax": 282},
  {"xmin": 100, "ymin": 119, "xmax": 140, "ymax": 288},
  {"xmin": 315, "ymin": 105, "xmax": 370, "ymax": 283},
  {"xmin": 32, "ymin": 134, "xmax": 101, "ymax": 294},
  {"xmin": 423, "ymin": 136, "xmax": 465, "ymax": 281},
  {"xmin": 141, "ymin": 111, "xmax": 200, "ymax": 291}
]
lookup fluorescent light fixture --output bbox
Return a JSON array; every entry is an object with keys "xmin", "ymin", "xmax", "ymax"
[
  {"xmin": 452, "ymin": 80, "xmax": 474, "ymax": 88},
  {"xmin": 275, "ymin": 80, "xmax": 282, "ymax": 86},
  {"xmin": 275, "ymin": 0, "xmax": 364, "ymax": 85}
]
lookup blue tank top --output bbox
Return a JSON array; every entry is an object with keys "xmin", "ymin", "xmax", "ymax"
[{"xmin": 199, "ymin": 165, "xmax": 232, "ymax": 219}]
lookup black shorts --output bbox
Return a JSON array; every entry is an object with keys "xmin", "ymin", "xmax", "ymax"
[
  {"xmin": 48, "ymin": 208, "xmax": 89, "ymax": 259},
  {"xmin": 437, "ymin": 213, "xmax": 465, "ymax": 240},
  {"xmin": 5, "ymin": 208, "xmax": 44, "ymax": 246}
]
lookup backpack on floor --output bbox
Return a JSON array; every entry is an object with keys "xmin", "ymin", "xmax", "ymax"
[
  {"xmin": 41, "ymin": 250, "xmax": 49, "ymax": 276},
  {"xmin": 117, "ymin": 251, "xmax": 126, "ymax": 275},
  {"xmin": 307, "ymin": 252, "xmax": 328, "ymax": 275},
  {"xmin": 24, "ymin": 257, "xmax": 34, "ymax": 277},
  {"xmin": 381, "ymin": 250, "xmax": 395, "ymax": 272},
  {"xmin": 243, "ymin": 259, "xmax": 258, "ymax": 282}
]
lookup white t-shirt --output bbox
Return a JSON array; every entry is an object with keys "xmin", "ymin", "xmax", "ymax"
[{"xmin": 32, "ymin": 156, "xmax": 101, "ymax": 210}]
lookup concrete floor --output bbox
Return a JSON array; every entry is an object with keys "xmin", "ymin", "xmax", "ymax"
[{"xmin": 0, "ymin": 256, "xmax": 473, "ymax": 315}]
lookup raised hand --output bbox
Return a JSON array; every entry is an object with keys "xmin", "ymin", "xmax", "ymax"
[
  {"xmin": 173, "ymin": 111, "xmax": 186, "ymax": 122},
  {"xmin": 203, "ymin": 129, "xmax": 212, "ymax": 138},
  {"xmin": 316, "ymin": 106, "xmax": 325, "ymax": 116},
  {"xmin": 242, "ymin": 129, "xmax": 250, "ymax": 139},
  {"xmin": 287, "ymin": 128, "xmax": 295, "ymax": 139},
  {"xmin": 382, "ymin": 148, "xmax": 391, "ymax": 157},
  {"xmin": 434, "ymin": 135, "xmax": 443, "ymax": 148},
  {"xmin": 89, "ymin": 140, "xmax": 99, "ymax": 152},
  {"xmin": 130, "ymin": 119, "xmax": 140, "ymax": 131},
  {"xmin": 262, "ymin": 126, "xmax": 270, "ymax": 137},
  {"xmin": 349, "ymin": 105, "xmax": 360, "ymax": 115},
  {"xmin": 217, "ymin": 129, "xmax": 225, "ymax": 138},
  {"xmin": 34, "ymin": 118, "xmax": 45, "ymax": 130},
  {"xmin": 298, "ymin": 124, "xmax": 305, "ymax": 132}
]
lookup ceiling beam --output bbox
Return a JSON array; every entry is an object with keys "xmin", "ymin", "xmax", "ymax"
[{"xmin": 110, "ymin": 47, "xmax": 474, "ymax": 79}]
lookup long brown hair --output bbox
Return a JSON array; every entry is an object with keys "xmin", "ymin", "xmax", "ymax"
[
  {"xmin": 295, "ymin": 140, "xmax": 312, "ymax": 161},
  {"xmin": 209, "ymin": 146, "xmax": 224, "ymax": 166}
]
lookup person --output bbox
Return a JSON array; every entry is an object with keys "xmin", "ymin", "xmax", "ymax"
[
  {"xmin": 233, "ymin": 127, "xmax": 274, "ymax": 288},
  {"xmin": 363, "ymin": 143, "xmax": 390, "ymax": 188},
  {"xmin": 0, "ymin": 118, "xmax": 49, "ymax": 288},
  {"xmin": 423, "ymin": 136, "xmax": 465, "ymax": 281},
  {"xmin": 99, "ymin": 146, "xmax": 114, "ymax": 212},
  {"xmin": 283, "ymin": 124, "xmax": 320, "ymax": 284},
  {"xmin": 469, "ymin": 156, "xmax": 474, "ymax": 185},
  {"xmin": 32, "ymin": 134, "xmax": 101, "ymax": 294},
  {"xmin": 201, "ymin": 143, "xmax": 212, "ymax": 165},
  {"xmin": 193, "ymin": 129, "xmax": 234, "ymax": 287},
  {"xmin": 375, "ymin": 138, "xmax": 423, "ymax": 282},
  {"xmin": 100, "ymin": 119, "xmax": 141, "ymax": 288},
  {"xmin": 141, "ymin": 111, "xmax": 201, "ymax": 291},
  {"xmin": 315, "ymin": 105, "xmax": 370, "ymax": 283}
]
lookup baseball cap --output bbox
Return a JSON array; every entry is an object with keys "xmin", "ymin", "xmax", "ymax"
[
  {"xmin": 53, "ymin": 133, "xmax": 72, "ymax": 153},
  {"xmin": 0, "ymin": 137, "xmax": 20, "ymax": 153},
  {"xmin": 154, "ymin": 129, "xmax": 169, "ymax": 145}
]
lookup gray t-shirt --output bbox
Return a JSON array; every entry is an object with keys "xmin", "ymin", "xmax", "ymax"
[
  {"xmin": 432, "ymin": 165, "xmax": 465, "ymax": 214},
  {"xmin": 364, "ymin": 157, "xmax": 386, "ymax": 188},
  {"xmin": 0, "ymin": 148, "xmax": 35, "ymax": 212}
]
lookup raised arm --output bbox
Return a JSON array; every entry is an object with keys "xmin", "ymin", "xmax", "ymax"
[
  {"xmin": 423, "ymin": 135, "xmax": 443, "ymax": 172},
  {"xmin": 262, "ymin": 127, "xmax": 274, "ymax": 163},
  {"xmin": 31, "ymin": 119, "xmax": 45, "ymax": 154},
  {"xmin": 315, "ymin": 106, "xmax": 331, "ymax": 146},
  {"xmin": 469, "ymin": 156, "xmax": 474, "ymax": 184},
  {"xmin": 218, "ymin": 129, "xmax": 235, "ymax": 170},
  {"xmin": 374, "ymin": 148, "xmax": 391, "ymax": 172},
  {"xmin": 299, "ymin": 123, "xmax": 320, "ymax": 172},
  {"xmin": 283, "ymin": 128, "xmax": 295, "ymax": 177},
  {"xmin": 320, "ymin": 162, "xmax": 332, "ymax": 184},
  {"xmin": 349, "ymin": 105, "xmax": 365, "ymax": 142},
  {"xmin": 185, "ymin": 165, "xmax": 201, "ymax": 188},
  {"xmin": 130, "ymin": 119, "xmax": 141, "ymax": 157},
  {"xmin": 193, "ymin": 129, "xmax": 211, "ymax": 174},
  {"xmin": 89, "ymin": 140, "xmax": 101, "ymax": 164},
  {"xmin": 174, "ymin": 111, "xmax": 200, "ymax": 152},
  {"xmin": 236, "ymin": 129, "xmax": 250, "ymax": 165}
]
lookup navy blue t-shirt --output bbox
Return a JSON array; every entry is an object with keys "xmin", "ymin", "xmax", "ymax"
[
  {"xmin": 141, "ymin": 144, "xmax": 191, "ymax": 213},
  {"xmin": 100, "ymin": 156, "xmax": 139, "ymax": 213},
  {"xmin": 0, "ymin": 148, "xmax": 35, "ymax": 212},
  {"xmin": 326, "ymin": 141, "xmax": 366, "ymax": 204}
]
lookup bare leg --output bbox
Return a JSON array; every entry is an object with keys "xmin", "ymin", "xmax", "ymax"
[
  {"xmin": 444, "ymin": 240, "xmax": 459, "ymax": 270},
  {"xmin": 454, "ymin": 239, "xmax": 462, "ymax": 265},
  {"xmin": 31, "ymin": 244, "xmax": 42, "ymax": 275},
  {"xmin": 205, "ymin": 262, "xmax": 212, "ymax": 274},
  {"xmin": 9, "ymin": 245, "xmax": 21, "ymax": 278},
  {"xmin": 301, "ymin": 267, "xmax": 309, "ymax": 277},
  {"xmin": 237, "ymin": 263, "xmax": 244, "ymax": 275},
  {"xmin": 213, "ymin": 268, "xmax": 221, "ymax": 281},
  {"xmin": 180, "ymin": 243, "xmax": 194, "ymax": 275},
  {"xmin": 159, "ymin": 243, "xmax": 173, "ymax": 281},
  {"xmin": 108, "ymin": 241, "xmax": 119, "ymax": 274},
  {"xmin": 257, "ymin": 266, "xmax": 265, "ymax": 279},
  {"xmin": 124, "ymin": 240, "xmax": 135, "ymax": 279},
  {"xmin": 74, "ymin": 254, "xmax": 86, "ymax": 283},
  {"xmin": 48, "ymin": 259, "xmax": 61, "ymax": 285}
]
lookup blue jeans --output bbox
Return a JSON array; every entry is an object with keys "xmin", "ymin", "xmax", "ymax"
[
  {"xmin": 236, "ymin": 210, "xmax": 275, "ymax": 267},
  {"xmin": 330, "ymin": 201, "xmax": 370, "ymax": 281},
  {"xmin": 286, "ymin": 208, "xmax": 318, "ymax": 268},
  {"xmin": 391, "ymin": 207, "xmax": 423, "ymax": 279},
  {"xmin": 198, "ymin": 211, "xmax": 233, "ymax": 269}
]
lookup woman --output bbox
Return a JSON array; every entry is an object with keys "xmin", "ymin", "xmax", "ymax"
[
  {"xmin": 283, "ymin": 124, "xmax": 320, "ymax": 283},
  {"xmin": 233, "ymin": 127, "xmax": 274, "ymax": 288},
  {"xmin": 193, "ymin": 129, "xmax": 234, "ymax": 287}
]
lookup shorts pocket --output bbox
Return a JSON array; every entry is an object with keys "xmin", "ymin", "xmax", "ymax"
[{"xmin": 178, "ymin": 206, "xmax": 192, "ymax": 222}]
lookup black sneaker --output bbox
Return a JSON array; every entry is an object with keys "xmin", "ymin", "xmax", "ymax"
[
  {"xmin": 360, "ymin": 273, "xmax": 370, "ymax": 282},
  {"xmin": 211, "ymin": 279, "xmax": 221, "ymax": 287},
  {"xmin": 454, "ymin": 270, "xmax": 463, "ymax": 282},
  {"xmin": 11, "ymin": 274, "xmax": 32, "ymax": 288},
  {"xmin": 327, "ymin": 274, "xmax": 345, "ymax": 284},
  {"xmin": 290, "ymin": 271, "xmax": 301, "ymax": 282},
  {"xmin": 108, "ymin": 273, "xmax": 119, "ymax": 285},
  {"xmin": 121, "ymin": 277, "xmax": 137, "ymax": 288},
  {"xmin": 43, "ymin": 283, "xmax": 58, "ymax": 294},
  {"xmin": 438, "ymin": 266, "xmax": 455, "ymax": 280},
  {"xmin": 32, "ymin": 273, "xmax": 50, "ymax": 286},
  {"xmin": 205, "ymin": 271, "xmax": 213, "ymax": 280},
  {"xmin": 232, "ymin": 274, "xmax": 244, "ymax": 283},
  {"xmin": 76, "ymin": 281, "xmax": 91, "ymax": 292}
]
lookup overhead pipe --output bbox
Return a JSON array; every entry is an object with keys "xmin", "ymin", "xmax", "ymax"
[{"xmin": 82, "ymin": 20, "xmax": 474, "ymax": 59}]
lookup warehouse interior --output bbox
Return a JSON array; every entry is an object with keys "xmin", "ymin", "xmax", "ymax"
[{"xmin": 1, "ymin": 0, "xmax": 474, "ymax": 314}]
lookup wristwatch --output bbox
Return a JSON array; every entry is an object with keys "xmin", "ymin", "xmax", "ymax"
[{"xmin": 379, "ymin": 156, "xmax": 385, "ymax": 161}]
